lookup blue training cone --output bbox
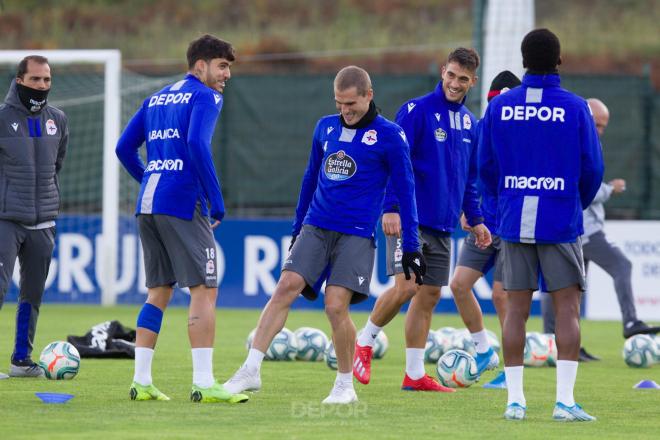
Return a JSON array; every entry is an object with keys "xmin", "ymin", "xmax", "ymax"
[
  {"xmin": 633, "ymin": 380, "xmax": 660, "ymax": 389},
  {"xmin": 35, "ymin": 392, "xmax": 75, "ymax": 404}
]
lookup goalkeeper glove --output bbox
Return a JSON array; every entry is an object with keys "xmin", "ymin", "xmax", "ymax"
[{"xmin": 402, "ymin": 251, "xmax": 426, "ymax": 285}]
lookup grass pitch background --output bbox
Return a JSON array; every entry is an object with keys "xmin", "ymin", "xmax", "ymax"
[{"xmin": 1, "ymin": 305, "xmax": 659, "ymax": 439}]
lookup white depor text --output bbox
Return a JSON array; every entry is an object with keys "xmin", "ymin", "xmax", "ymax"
[
  {"xmin": 501, "ymin": 106, "xmax": 565, "ymax": 122},
  {"xmin": 148, "ymin": 92, "xmax": 192, "ymax": 107}
]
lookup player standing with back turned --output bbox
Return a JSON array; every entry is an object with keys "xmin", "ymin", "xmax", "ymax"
[
  {"xmin": 116, "ymin": 35, "xmax": 248, "ymax": 404},
  {"xmin": 479, "ymin": 29, "xmax": 603, "ymax": 421}
]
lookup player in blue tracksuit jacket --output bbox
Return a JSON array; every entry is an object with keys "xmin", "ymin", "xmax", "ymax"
[
  {"xmin": 116, "ymin": 35, "xmax": 248, "ymax": 404},
  {"xmin": 479, "ymin": 29, "xmax": 603, "ymax": 422},
  {"xmin": 353, "ymin": 48, "xmax": 493, "ymax": 392},
  {"xmin": 224, "ymin": 66, "xmax": 426, "ymax": 404}
]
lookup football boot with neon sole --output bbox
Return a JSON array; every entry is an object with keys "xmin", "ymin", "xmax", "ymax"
[
  {"xmin": 191, "ymin": 381, "xmax": 249, "ymax": 403},
  {"xmin": 129, "ymin": 382, "xmax": 171, "ymax": 401}
]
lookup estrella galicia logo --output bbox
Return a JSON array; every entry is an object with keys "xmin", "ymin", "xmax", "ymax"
[{"xmin": 324, "ymin": 150, "xmax": 357, "ymax": 181}]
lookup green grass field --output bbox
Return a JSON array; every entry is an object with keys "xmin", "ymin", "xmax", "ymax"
[{"xmin": 1, "ymin": 305, "xmax": 658, "ymax": 439}]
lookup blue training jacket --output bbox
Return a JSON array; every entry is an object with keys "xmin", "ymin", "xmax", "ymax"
[
  {"xmin": 293, "ymin": 113, "xmax": 420, "ymax": 252},
  {"xmin": 478, "ymin": 73, "xmax": 604, "ymax": 243},
  {"xmin": 475, "ymin": 119, "xmax": 498, "ymax": 231},
  {"xmin": 116, "ymin": 74, "xmax": 225, "ymax": 221},
  {"xmin": 383, "ymin": 81, "xmax": 482, "ymax": 234}
]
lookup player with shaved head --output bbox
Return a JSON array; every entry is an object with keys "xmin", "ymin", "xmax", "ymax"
[{"xmin": 224, "ymin": 65, "xmax": 425, "ymax": 404}]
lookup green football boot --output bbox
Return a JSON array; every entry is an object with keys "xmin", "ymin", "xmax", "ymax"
[
  {"xmin": 190, "ymin": 381, "xmax": 249, "ymax": 403},
  {"xmin": 129, "ymin": 382, "xmax": 171, "ymax": 401}
]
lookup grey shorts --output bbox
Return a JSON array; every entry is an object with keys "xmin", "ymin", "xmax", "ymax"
[
  {"xmin": 500, "ymin": 239, "xmax": 586, "ymax": 292},
  {"xmin": 283, "ymin": 225, "xmax": 375, "ymax": 304},
  {"xmin": 385, "ymin": 229, "xmax": 451, "ymax": 287},
  {"xmin": 457, "ymin": 234, "xmax": 503, "ymax": 282},
  {"xmin": 137, "ymin": 206, "xmax": 218, "ymax": 289}
]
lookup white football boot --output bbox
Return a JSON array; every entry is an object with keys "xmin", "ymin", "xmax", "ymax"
[{"xmin": 223, "ymin": 364, "xmax": 261, "ymax": 394}]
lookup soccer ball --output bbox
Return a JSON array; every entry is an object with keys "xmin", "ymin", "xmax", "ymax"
[
  {"xmin": 266, "ymin": 327, "xmax": 298, "ymax": 361},
  {"xmin": 435, "ymin": 326, "xmax": 456, "ymax": 354},
  {"xmin": 436, "ymin": 349, "xmax": 479, "ymax": 388},
  {"xmin": 325, "ymin": 342, "xmax": 338, "ymax": 370},
  {"xmin": 450, "ymin": 329, "xmax": 476, "ymax": 357},
  {"xmin": 245, "ymin": 328, "xmax": 257, "ymax": 350},
  {"xmin": 294, "ymin": 327, "xmax": 329, "ymax": 361},
  {"xmin": 38, "ymin": 341, "xmax": 80, "ymax": 380},
  {"xmin": 485, "ymin": 329, "xmax": 501, "ymax": 353},
  {"xmin": 357, "ymin": 329, "xmax": 389, "ymax": 359},
  {"xmin": 623, "ymin": 334, "xmax": 657, "ymax": 368},
  {"xmin": 544, "ymin": 333, "xmax": 558, "ymax": 367},
  {"xmin": 373, "ymin": 331, "xmax": 389, "ymax": 359},
  {"xmin": 424, "ymin": 331, "xmax": 443, "ymax": 363},
  {"xmin": 524, "ymin": 332, "xmax": 550, "ymax": 367}
]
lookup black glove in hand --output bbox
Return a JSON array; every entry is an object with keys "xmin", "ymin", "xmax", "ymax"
[{"xmin": 402, "ymin": 251, "xmax": 426, "ymax": 285}]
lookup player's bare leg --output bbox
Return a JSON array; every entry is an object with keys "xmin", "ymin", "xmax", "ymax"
[
  {"xmin": 130, "ymin": 286, "xmax": 173, "ymax": 401},
  {"xmin": 550, "ymin": 285, "xmax": 594, "ymax": 420},
  {"xmin": 371, "ymin": 274, "xmax": 418, "ymax": 327},
  {"xmin": 450, "ymin": 267, "xmax": 484, "ymax": 331},
  {"xmin": 502, "ymin": 290, "xmax": 532, "ymax": 412},
  {"xmin": 251, "ymin": 271, "xmax": 306, "ymax": 353},
  {"xmin": 354, "ymin": 274, "xmax": 416, "ymax": 384},
  {"xmin": 323, "ymin": 285, "xmax": 358, "ymax": 403},
  {"xmin": 492, "ymin": 281, "xmax": 507, "ymax": 330},
  {"xmin": 450, "ymin": 267, "xmax": 500, "ymax": 373},
  {"xmin": 399, "ymin": 284, "xmax": 453, "ymax": 392},
  {"xmin": 223, "ymin": 270, "xmax": 305, "ymax": 393}
]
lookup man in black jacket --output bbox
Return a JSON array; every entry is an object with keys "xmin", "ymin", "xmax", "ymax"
[{"xmin": 0, "ymin": 55, "xmax": 68, "ymax": 378}]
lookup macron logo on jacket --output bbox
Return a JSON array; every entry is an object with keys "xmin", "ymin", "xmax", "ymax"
[
  {"xmin": 145, "ymin": 159, "xmax": 183, "ymax": 172},
  {"xmin": 504, "ymin": 175, "xmax": 565, "ymax": 191}
]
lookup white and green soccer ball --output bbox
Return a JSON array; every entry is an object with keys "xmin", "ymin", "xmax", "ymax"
[
  {"xmin": 357, "ymin": 329, "xmax": 389, "ymax": 359},
  {"xmin": 245, "ymin": 328, "xmax": 257, "ymax": 350},
  {"xmin": 266, "ymin": 327, "xmax": 298, "ymax": 361},
  {"xmin": 623, "ymin": 334, "xmax": 657, "ymax": 368},
  {"xmin": 435, "ymin": 327, "xmax": 456, "ymax": 354},
  {"xmin": 544, "ymin": 333, "xmax": 558, "ymax": 367},
  {"xmin": 424, "ymin": 331, "xmax": 443, "ymax": 363},
  {"xmin": 325, "ymin": 342, "xmax": 338, "ymax": 370},
  {"xmin": 450, "ymin": 329, "xmax": 476, "ymax": 357},
  {"xmin": 38, "ymin": 341, "xmax": 80, "ymax": 380},
  {"xmin": 436, "ymin": 349, "xmax": 479, "ymax": 388},
  {"xmin": 523, "ymin": 332, "xmax": 550, "ymax": 367},
  {"xmin": 294, "ymin": 327, "xmax": 329, "ymax": 361},
  {"xmin": 485, "ymin": 329, "xmax": 501, "ymax": 354}
]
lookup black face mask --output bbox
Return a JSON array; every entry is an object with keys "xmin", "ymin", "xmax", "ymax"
[{"xmin": 16, "ymin": 83, "xmax": 50, "ymax": 113}]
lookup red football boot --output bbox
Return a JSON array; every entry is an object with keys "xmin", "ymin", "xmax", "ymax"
[
  {"xmin": 353, "ymin": 343, "xmax": 373, "ymax": 384},
  {"xmin": 401, "ymin": 374, "xmax": 456, "ymax": 392}
]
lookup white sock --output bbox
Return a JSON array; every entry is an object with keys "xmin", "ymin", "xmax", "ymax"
[
  {"xmin": 133, "ymin": 347, "xmax": 154, "ymax": 386},
  {"xmin": 244, "ymin": 348, "xmax": 265, "ymax": 371},
  {"xmin": 556, "ymin": 360, "xmax": 578, "ymax": 407},
  {"xmin": 357, "ymin": 318, "xmax": 382, "ymax": 347},
  {"xmin": 336, "ymin": 371, "xmax": 354, "ymax": 389},
  {"xmin": 505, "ymin": 366, "xmax": 526, "ymax": 406},
  {"xmin": 405, "ymin": 348, "xmax": 426, "ymax": 380},
  {"xmin": 471, "ymin": 329, "xmax": 491, "ymax": 354},
  {"xmin": 192, "ymin": 348, "xmax": 215, "ymax": 388}
]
